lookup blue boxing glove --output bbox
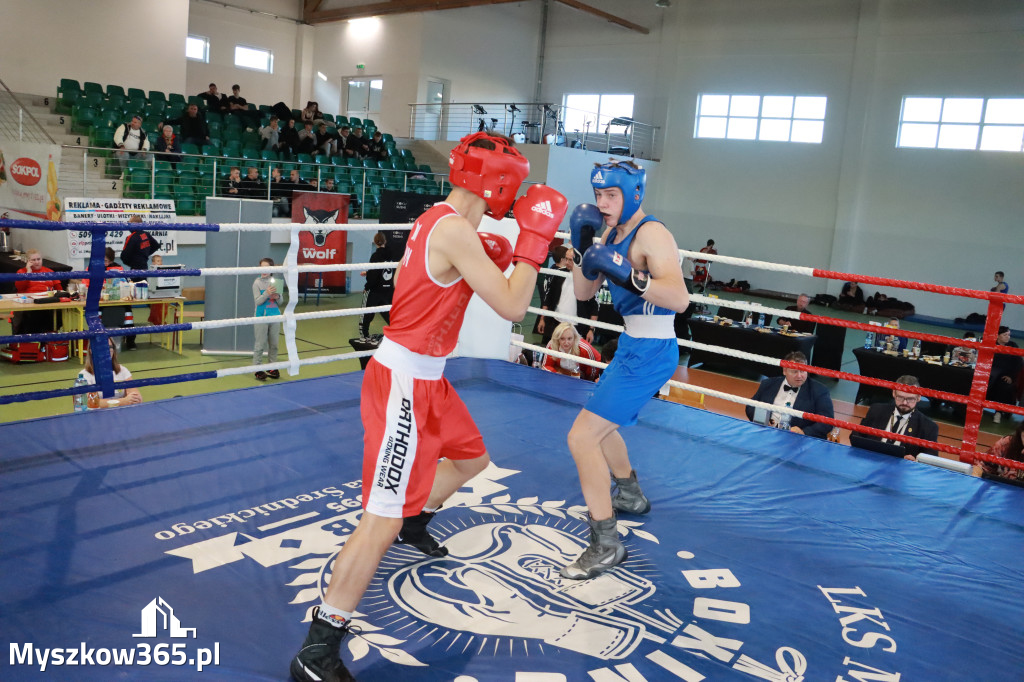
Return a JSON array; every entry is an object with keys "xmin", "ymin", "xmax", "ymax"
[
  {"xmin": 569, "ymin": 203, "xmax": 602, "ymax": 266},
  {"xmin": 580, "ymin": 243, "xmax": 650, "ymax": 296}
]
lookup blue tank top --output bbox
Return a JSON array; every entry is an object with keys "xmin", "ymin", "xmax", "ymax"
[{"xmin": 605, "ymin": 215, "xmax": 675, "ymax": 318}]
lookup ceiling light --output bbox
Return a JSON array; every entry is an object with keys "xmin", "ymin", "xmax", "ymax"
[{"xmin": 655, "ymin": 0, "xmax": 671, "ymax": 7}]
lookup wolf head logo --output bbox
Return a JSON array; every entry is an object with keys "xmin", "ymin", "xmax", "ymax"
[{"xmin": 303, "ymin": 207, "xmax": 340, "ymax": 247}]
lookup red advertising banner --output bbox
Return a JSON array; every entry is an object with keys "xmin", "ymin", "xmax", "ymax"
[{"xmin": 291, "ymin": 191, "xmax": 350, "ymax": 294}]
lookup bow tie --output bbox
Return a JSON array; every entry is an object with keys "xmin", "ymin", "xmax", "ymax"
[{"xmin": 783, "ymin": 384, "xmax": 798, "ymax": 392}]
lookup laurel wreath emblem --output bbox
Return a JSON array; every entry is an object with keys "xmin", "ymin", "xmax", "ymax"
[{"xmin": 286, "ymin": 495, "xmax": 659, "ymax": 667}]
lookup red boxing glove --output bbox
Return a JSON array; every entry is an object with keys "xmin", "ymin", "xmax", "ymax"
[
  {"xmin": 511, "ymin": 184, "xmax": 568, "ymax": 271},
  {"xmin": 478, "ymin": 231, "xmax": 513, "ymax": 271}
]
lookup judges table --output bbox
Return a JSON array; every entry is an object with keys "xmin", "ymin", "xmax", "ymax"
[
  {"xmin": 852, "ymin": 347, "xmax": 974, "ymax": 405},
  {"xmin": 0, "ymin": 254, "xmax": 73, "ymax": 294},
  {"xmin": 687, "ymin": 317, "xmax": 816, "ymax": 377},
  {"xmin": 0, "ymin": 294, "xmax": 186, "ymax": 362}
]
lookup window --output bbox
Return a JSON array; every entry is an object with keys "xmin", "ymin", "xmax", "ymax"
[
  {"xmin": 694, "ymin": 93, "xmax": 827, "ymax": 144},
  {"xmin": 562, "ymin": 94, "xmax": 635, "ymax": 135},
  {"xmin": 234, "ymin": 45, "xmax": 273, "ymax": 73},
  {"xmin": 186, "ymin": 35, "xmax": 209, "ymax": 63},
  {"xmin": 897, "ymin": 97, "xmax": 1024, "ymax": 152}
]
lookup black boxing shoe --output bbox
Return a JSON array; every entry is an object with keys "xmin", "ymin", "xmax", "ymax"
[
  {"xmin": 290, "ymin": 607, "xmax": 357, "ymax": 682},
  {"xmin": 395, "ymin": 510, "xmax": 448, "ymax": 557}
]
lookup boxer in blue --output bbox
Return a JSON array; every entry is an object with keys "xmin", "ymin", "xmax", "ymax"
[{"xmin": 561, "ymin": 160, "xmax": 690, "ymax": 580}]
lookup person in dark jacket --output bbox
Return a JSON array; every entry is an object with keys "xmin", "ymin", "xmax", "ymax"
[
  {"xmin": 162, "ymin": 104, "xmax": 210, "ymax": 147},
  {"xmin": 746, "ymin": 351, "xmax": 835, "ymax": 439},
  {"xmin": 120, "ymin": 216, "xmax": 162, "ymax": 350},
  {"xmin": 357, "ymin": 232, "xmax": 395, "ymax": 340}
]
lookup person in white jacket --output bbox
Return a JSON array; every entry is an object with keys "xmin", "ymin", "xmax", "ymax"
[{"xmin": 113, "ymin": 115, "xmax": 151, "ymax": 176}]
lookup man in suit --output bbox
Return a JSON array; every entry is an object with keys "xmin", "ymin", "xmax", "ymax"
[
  {"xmin": 780, "ymin": 293, "xmax": 816, "ymax": 334},
  {"xmin": 746, "ymin": 351, "xmax": 834, "ymax": 439},
  {"xmin": 858, "ymin": 375, "xmax": 939, "ymax": 457}
]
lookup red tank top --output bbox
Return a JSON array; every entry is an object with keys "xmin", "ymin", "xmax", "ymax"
[{"xmin": 383, "ymin": 203, "xmax": 475, "ymax": 357}]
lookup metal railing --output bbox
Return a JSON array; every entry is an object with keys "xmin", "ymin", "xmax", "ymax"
[
  {"xmin": 0, "ymin": 78, "xmax": 55, "ymax": 143},
  {"xmin": 408, "ymin": 101, "xmax": 660, "ymax": 160},
  {"xmin": 59, "ymin": 146, "xmax": 450, "ymax": 219}
]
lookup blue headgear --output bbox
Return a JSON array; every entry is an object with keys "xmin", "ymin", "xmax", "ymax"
[{"xmin": 590, "ymin": 161, "xmax": 646, "ymax": 224}]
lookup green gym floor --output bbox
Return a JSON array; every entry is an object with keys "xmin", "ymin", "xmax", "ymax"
[{"xmin": 1, "ymin": 291, "xmax": 1018, "ymax": 438}]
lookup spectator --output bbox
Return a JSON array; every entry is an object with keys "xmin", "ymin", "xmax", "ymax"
[
  {"xmin": 280, "ymin": 118, "xmax": 301, "ymax": 156},
  {"xmin": 113, "ymin": 115, "xmax": 150, "ymax": 176},
  {"xmin": 296, "ymin": 121, "xmax": 319, "ymax": 155},
  {"xmin": 101, "ymin": 246, "xmax": 131, "ymax": 353},
  {"xmin": 300, "ymin": 101, "xmax": 323, "ymax": 125},
  {"xmin": 978, "ymin": 421, "xmax": 1024, "ymax": 485},
  {"xmin": 226, "ymin": 84, "xmax": 259, "ymax": 128},
  {"xmin": 537, "ymin": 245, "xmax": 597, "ymax": 345},
  {"xmin": 543, "ymin": 321, "xmax": 602, "ymax": 382},
  {"xmin": 253, "ymin": 257, "xmax": 283, "ymax": 381},
  {"xmin": 269, "ymin": 167, "xmax": 290, "ymax": 216},
  {"xmin": 346, "ymin": 125, "xmax": 370, "ymax": 159},
  {"xmin": 746, "ymin": 351, "xmax": 834, "ymax": 438},
  {"xmin": 367, "ymin": 130, "xmax": 389, "ymax": 161},
  {"xmin": 12, "ymin": 248, "xmax": 62, "ymax": 335},
  {"xmin": 198, "ymin": 83, "xmax": 227, "ymax": 113},
  {"xmin": 859, "ymin": 375, "xmax": 939, "ymax": 457},
  {"xmin": 781, "ymin": 293, "xmax": 816, "ymax": 334},
  {"xmin": 316, "ymin": 122, "xmax": 338, "ymax": 156},
  {"xmin": 358, "ymin": 232, "xmax": 394, "ymax": 341},
  {"xmin": 881, "ymin": 317, "xmax": 907, "ymax": 352},
  {"xmin": 240, "ymin": 166, "xmax": 266, "ymax": 199},
  {"xmin": 120, "ymin": 215, "xmax": 161, "ymax": 351},
  {"xmin": 321, "ymin": 177, "xmax": 337, "ymax": 193},
  {"xmin": 153, "ymin": 125, "xmax": 181, "ymax": 165},
  {"xmin": 337, "ymin": 125, "xmax": 353, "ymax": 157},
  {"xmin": 223, "ymin": 166, "xmax": 243, "ymax": 196},
  {"xmin": 162, "ymin": 104, "xmax": 210, "ymax": 147},
  {"xmin": 74, "ymin": 338, "xmax": 143, "ymax": 410},
  {"xmin": 286, "ymin": 169, "xmax": 311, "ymax": 193},
  {"xmin": 260, "ymin": 116, "xmax": 286, "ymax": 153},
  {"xmin": 987, "ymin": 326, "xmax": 1021, "ymax": 423},
  {"xmin": 837, "ymin": 281, "xmax": 866, "ymax": 312}
]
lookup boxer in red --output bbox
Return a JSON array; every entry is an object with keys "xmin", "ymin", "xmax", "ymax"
[{"xmin": 290, "ymin": 131, "xmax": 567, "ymax": 682}]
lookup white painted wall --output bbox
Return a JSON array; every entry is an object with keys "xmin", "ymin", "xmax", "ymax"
[
  {"xmin": 185, "ymin": 0, "xmax": 301, "ymax": 108},
  {"xmin": 0, "ymin": 0, "xmax": 188, "ymax": 96}
]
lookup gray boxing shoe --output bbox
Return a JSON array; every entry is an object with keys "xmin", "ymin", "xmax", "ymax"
[
  {"xmin": 611, "ymin": 469, "xmax": 651, "ymax": 514},
  {"xmin": 559, "ymin": 514, "xmax": 627, "ymax": 580}
]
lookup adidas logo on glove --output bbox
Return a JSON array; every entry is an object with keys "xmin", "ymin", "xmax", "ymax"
[{"xmin": 531, "ymin": 200, "xmax": 555, "ymax": 218}]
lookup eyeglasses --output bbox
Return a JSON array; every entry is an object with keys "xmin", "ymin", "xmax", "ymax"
[{"xmin": 894, "ymin": 395, "xmax": 919, "ymax": 404}]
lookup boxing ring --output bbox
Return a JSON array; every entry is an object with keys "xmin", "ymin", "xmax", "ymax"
[{"xmin": 2, "ymin": 218, "xmax": 1023, "ymax": 680}]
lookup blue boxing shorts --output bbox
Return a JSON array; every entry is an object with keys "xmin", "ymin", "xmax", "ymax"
[{"xmin": 585, "ymin": 334, "xmax": 678, "ymax": 427}]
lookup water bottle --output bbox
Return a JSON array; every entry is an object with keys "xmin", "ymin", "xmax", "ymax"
[
  {"xmin": 757, "ymin": 312, "xmax": 765, "ymax": 328},
  {"xmin": 864, "ymin": 331, "xmax": 875, "ymax": 349},
  {"xmin": 73, "ymin": 373, "xmax": 88, "ymax": 412}
]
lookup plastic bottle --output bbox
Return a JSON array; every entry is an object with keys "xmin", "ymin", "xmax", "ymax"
[
  {"xmin": 757, "ymin": 312, "xmax": 765, "ymax": 328},
  {"xmin": 744, "ymin": 312, "xmax": 753, "ymax": 328},
  {"xmin": 864, "ymin": 331, "xmax": 875, "ymax": 349},
  {"xmin": 73, "ymin": 373, "xmax": 88, "ymax": 412},
  {"xmin": 912, "ymin": 339, "xmax": 921, "ymax": 358}
]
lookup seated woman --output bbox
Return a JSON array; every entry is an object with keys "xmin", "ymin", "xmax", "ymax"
[
  {"xmin": 976, "ymin": 420, "xmax": 1024, "ymax": 485},
  {"xmin": 987, "ymin": 326, "xmax": 1021, "ymax": 424},
  {"xmin": 542, "ymin": 321, "xmax": 602, "ymax": 382},
  {"xmin": 300, "ymin": 100, "xmax": 323, "ymax": 126},
  {"xmin": 836, "ymin": 281, "xmax": 866, "ymax": 313},
  {"xmin": 13, "ymin": 248, "xmax": 63, "ymax": 335},
  {"xmin": 74, "ymin": 338, "xmax": 143, "ymax": 409}
]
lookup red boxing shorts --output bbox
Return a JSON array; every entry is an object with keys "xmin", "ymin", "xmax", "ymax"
[{"xmin": 361, "ymin": 353, "xmax": 485, "ymax": 519}]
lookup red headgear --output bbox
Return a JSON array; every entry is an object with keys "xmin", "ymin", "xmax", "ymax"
[{"xmin": 448, "ymin": 132, "xmax": 530, "ymax": 218}]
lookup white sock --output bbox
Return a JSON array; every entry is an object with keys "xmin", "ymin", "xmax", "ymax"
[
  {"xmin": 422, "ymin": 506, "xmax": 438, "ymax": 514},
  {"xmin": 317, "ymin": 603, "xmax": 351, "ymax": 628}
]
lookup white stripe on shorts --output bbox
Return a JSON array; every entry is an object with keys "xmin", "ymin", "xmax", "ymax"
[{"xmin": 365, "ymin": 368, "xmax": 420, "ymax": 518}]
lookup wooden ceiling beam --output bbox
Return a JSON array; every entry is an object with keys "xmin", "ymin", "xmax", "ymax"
[
  {"xmin": 553, "ymin": 0, "xmax": 650, "ymax": 35},
  {"xmin": 307, "ymin": 0, "xmax": 524, "ymax": 25}
]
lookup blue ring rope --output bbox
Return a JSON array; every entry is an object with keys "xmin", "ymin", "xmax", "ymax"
[{"xmin": 0, "ymin": 371, "xmax": 219, "ymax": 406}]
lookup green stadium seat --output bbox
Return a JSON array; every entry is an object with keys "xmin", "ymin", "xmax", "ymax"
[
  {"xmin": 221, "ymin": 127, "xmax": 241, "ymax": 143},
  {"xmin": 59, "ymin": 78, "xmax": 81, "ymax": 94},
  {"xmin": 71, "ymin": 107, "xmax": 97, "ymax": 135},
  {"xmin": 55, "ymin": 88, "xmax": 80, "ymax": 115},
  {"xmin": 260, "ymin": 149, "xmax": 279, "ymax": 161},
  {"xmin": 187, "ymin": 95, "xmax": 204, "ymax": 109},
  {"xmin": 222, "ymin": 141, "xmax": 242, "ymax": 158},
  {"xmin": 241, "ymin": 130, "xmax": 261, "ymax": 148},
  {"xmin": 382, "ymin": 133, "xmax": 394, "ymax": 144},
  {"xmin": 148, "ymin": 91, "xmax": 166, "ymax": 103},
  {"xmin": 104, "ymin": 84, "xmax": 125, "ymax": 99},
  {"xmin": 168, "ymin": 93, "xmax": 187, "ymax": 106},
  {"xmin": 335, "ymin": 116, "xmax": 349, "ymax": 127},
  {"xmin": 202, "ymin": 139, "xmax": 222, "ymax": 155},
  {"xmin": 83, "ymin": 81, "xmax": 103, "ymax": 94},
  {"xmin": 127, "ymin": 87, "xmax": 146, "ymax": 100},
  {"xmin": 314, "ymin": 154, "xmax": 330, "ymax": 165},
  {"xmin": 206, "ymin": 121, "xmax": 222, "ymax": 138},
  {"xmin": 240, "ymin": 147, "xmax": 261, "ymax": 160},
  {"xmin": 362, "ymin": 118, "xmax": 375, "ymax": 129},
  {"xmin": 348, "ymin": 116, "xmax": 362, "ymax": 128},
  {"xmin": 83, "ymin": 90, "xmax": 104, "ymax": 108}
]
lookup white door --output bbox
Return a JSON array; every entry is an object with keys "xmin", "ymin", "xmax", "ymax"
[{"xmin": 344, "ymin": 77, "xmax": 382, "ymax": 128}]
